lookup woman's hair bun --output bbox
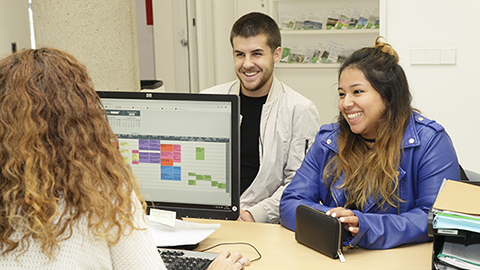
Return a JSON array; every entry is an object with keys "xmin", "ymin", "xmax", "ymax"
[{"xmin": 374, "ymin": 36, "xmax": 399, "ymax": 63}]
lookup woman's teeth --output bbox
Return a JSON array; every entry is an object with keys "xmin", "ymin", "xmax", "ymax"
[{"xmin": 347, "ymin": 112, "xmax": 363, "ymax": 119}]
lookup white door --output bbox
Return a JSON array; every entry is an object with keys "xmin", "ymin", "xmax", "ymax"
[
  {"xmin": 153, "ymin": 0, "xmax": 199, "ymax": 93},
  {"xmin": 0, "ymin": 0, "xmax": 31, "ymax": 56}
]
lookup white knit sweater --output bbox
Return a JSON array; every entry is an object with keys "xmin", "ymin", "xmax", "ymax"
[{"xmin": 0, "ymin": 200, "xmax": 166, "ymax": 270}]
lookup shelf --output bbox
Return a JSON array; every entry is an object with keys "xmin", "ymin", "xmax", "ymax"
[
  {"xmin": 281, "ymin": 29, "xmax": 379, "ymax": 35},
  {"xmin": 276, "ymin": 63, "xmax": 341, "ymax": 69},
  {"xmin": 271, "ymin": 0, "xmax": 379, "ymax": 70}
]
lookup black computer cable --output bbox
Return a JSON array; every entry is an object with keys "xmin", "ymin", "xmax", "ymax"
[{"xmin": 199, "ymin": 242, "xmax": 262, "ymax": 263}]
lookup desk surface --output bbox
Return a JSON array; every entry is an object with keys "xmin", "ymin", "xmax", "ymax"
[{"xmin": 185, "ymin": 218, "xmax": 432, "ymax": 270}]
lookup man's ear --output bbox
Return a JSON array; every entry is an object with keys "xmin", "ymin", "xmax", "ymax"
[{"xmin": 273, "ymin": 46, "xmax": 282, "ymax": 63}]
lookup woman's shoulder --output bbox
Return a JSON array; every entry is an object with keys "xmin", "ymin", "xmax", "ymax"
[
  {"xmin": 319, "ymin": 122, "xmax": 340, "ymax": 134},
  {"xmin": 315, "ymin": 122, "xmax": 340, "ymax": 144},
  {"xmin": 410, "ymin": 112, "xmax": 446, "ymax": 133},
  {"xmin": 404, "ymin": 112, "xmax": 450, "ymax": 149}
]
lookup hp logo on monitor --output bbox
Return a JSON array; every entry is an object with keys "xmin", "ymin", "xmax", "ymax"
[{"xmin": 146, "ymin": 93, "xmax": 152, "ymax": 98}]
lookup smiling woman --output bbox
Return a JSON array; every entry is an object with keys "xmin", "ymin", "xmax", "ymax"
[
  {"xmin": 279, "ymin": 36, "xmax": 461, "ymax": 250},
  {"xmin": 337, "ymin": 67, "xmax": 386, "ymax": 140}
]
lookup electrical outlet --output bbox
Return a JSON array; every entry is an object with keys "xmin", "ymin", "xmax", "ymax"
[{"xmin": 11, "ymin": 42, "xmax": 17, "ymax": 53}]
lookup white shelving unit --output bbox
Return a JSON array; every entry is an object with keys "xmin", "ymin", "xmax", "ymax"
[
  {"xmin": 280, "ymin": 29, "xmax": 379, "ymax": 36},
  {"xmin": 276, "ymin": 29, "xmax": 378, "ymax": 69},
  {"xmin": 269, "ymin": 0, "xmax": 380, "ymax": 69},
  {"xmin": 262, "ymin": 0, "xmax": 381, "ymax": 125}
]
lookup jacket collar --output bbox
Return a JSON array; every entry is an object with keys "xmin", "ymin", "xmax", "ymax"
[
  {"xmin": 322, "ymin": 123, "xmax": 341, "ymax": 153},
  {"xmin": 401, "ymin": 113, "xmax": 421, "ymax": 149},
  {"xmin": 230, "ymin": 76, "xmax": 280, "ymax": 103},
  {"xmin": 265, "ymin": 76, "xmax": 280, "ymax": 104}
]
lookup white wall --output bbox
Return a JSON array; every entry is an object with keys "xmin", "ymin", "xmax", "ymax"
[
  {"xmin": 383, "ymin": 0, "xmax": 480, "ymax": 172},
  {"xmin": 0, "ymin": 0, "xmax": 30, "ymax": 58}
]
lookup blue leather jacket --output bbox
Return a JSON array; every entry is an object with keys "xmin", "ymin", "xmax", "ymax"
[{"xmin": 280, "ymin": 113, "xmax": 460, "ymax": 249}]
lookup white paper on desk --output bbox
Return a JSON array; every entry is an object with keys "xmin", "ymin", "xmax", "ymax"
[{"xmin": 146, "ymin": 216, "xmax": 220, "ymax": 247}]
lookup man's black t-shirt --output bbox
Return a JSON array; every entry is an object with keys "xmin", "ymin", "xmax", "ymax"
[{"xmin": 240, "ymin": 91, "xmax": 268, "ymax": 195}]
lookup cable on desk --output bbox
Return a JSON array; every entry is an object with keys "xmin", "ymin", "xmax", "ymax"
[{"xmin": 199, "ymin": 242, "xmax": 262, "ymax": 263}]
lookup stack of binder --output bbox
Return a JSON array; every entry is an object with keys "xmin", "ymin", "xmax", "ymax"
[{"xmin": 428, "ymin": 180, "xmax": 480, "ymax": 270}]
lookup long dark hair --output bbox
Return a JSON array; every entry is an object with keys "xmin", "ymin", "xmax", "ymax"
[{"xmin": 324, "ymin": 37, "xmax": 415, "ymax": 210}]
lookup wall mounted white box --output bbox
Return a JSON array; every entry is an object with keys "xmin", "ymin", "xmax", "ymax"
[
  {"xmin": 425, "ymin": 49, "xmax": 441, "ymax": 65},
  {"xmin": 440, "ymin": 49, "xmax": 456, "ymax": 65},
  {"xmin": 411, "ymin": 49, "xmax": 456, "ymax": 65},
  {"xmin": 411, "ymin": 49, "xmax": 426, "ymax": 65}
]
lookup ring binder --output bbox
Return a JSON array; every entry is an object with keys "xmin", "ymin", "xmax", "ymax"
[{"xmin": 428, "ymin": 180, "xmax": 480, "ymax": 270}]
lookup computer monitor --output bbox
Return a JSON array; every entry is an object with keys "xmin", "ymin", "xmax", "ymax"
[{"xmin": 96, "ymin": 91, "xmax": 240, "ymax": 220}]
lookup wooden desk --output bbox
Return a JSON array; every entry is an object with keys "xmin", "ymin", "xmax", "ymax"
[{"xmin": 186, "ymin": 218, "xmax": 432, "ymax": 270}]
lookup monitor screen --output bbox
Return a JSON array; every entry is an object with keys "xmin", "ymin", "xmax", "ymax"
[{"xmin": 96, "ymin": 91, "xmax": 240, "ymax": 220}]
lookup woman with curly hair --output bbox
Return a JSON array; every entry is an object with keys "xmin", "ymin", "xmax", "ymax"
[
  {"xmin": 279, "ymin": 37, "xmax": 460, "ymax": 249},
  {"xmin": 0, "ymin": 48, "xmax": 249, "ymax": 270}
]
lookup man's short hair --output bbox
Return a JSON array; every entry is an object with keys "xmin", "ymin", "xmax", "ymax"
[{"xmin": 230, "ymin": 12, "xmax": 281, "ymax": 53}]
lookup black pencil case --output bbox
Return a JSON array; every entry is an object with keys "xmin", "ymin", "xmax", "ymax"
[{"xmin": 295, "ymin": 204, "xmax": 345, "ymax": 261}]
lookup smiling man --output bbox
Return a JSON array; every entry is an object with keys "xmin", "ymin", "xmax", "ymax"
[{"xmin": 202, "ymin": 12, "xmax": 320, "ymax": 223}]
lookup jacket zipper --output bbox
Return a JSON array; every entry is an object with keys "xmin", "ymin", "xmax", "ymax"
[
  {"xmin": 330, "ymin": 184, "xmax": 339, "ymax": 207},
  {"xmin": 331, "ymin": 181, "xmax": 345, "ymax": 262},
  {"xmin": 336, "ymin": 220, "xmax": 346, "ymax": 262}
]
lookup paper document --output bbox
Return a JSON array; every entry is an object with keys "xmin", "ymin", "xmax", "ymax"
[
  {"xmin": 433, "ymin": 211, "xmax": 480, "ymax": 234},
  {"xmin": 147, "ymin": 216, "xmax": 220, "ymax": 247},
  {"xmin": 438, "ymin": 240, "xmax": 480, "ymax": 269},
  {"xmin": 149, "ymin": 208, "xmax": 176, "ymax": 228}
]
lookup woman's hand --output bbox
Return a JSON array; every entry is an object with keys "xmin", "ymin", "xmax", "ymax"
[
  {"xmin": 207, "ymin": 250, "xmax": 251, "ymax": 270},
  {"xmin": 326, "ymin": 207, "xmax": 359, "ymax": 236}
]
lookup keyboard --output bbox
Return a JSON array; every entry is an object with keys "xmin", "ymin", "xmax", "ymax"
[{"xmin": 158, "ymin": 248, "xmax": 218, "ymax": 270}]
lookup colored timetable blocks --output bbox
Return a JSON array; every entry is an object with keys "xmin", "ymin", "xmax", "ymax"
[
  {"xmin": 140, "ymin": 139, "xmax": 161, "ymax": 151},
  {"xmin": 196, "ymin": 174, "xmax": 212, "ymax": 181},
  {"xmin": 161, "ymin": 151, "xmax": 174, "ymax": 159},
  {"xmin": 118, "ymin": 137, "xmax": 227, "ymax": 191},
  {"xmin": 140, "ymin": 152, "xmax": 161, "ymax": 164},
  {"xmin": 161, "ymin": 166, "xmax": 181, "ymax": 181},
  {"xmin": 161, "ymin": 158, "xmax": 173, "ymax": 166},
  {"xmin": 132, "ymin": 150, "xmax": 139, "ymax": 164},
  {"xmin": 196, "ymin": 147, "xmax": 205, "ymax": 160},
  {"xmin": 161, "ymin": 144, "xmax": 173, "ymax": 151}
]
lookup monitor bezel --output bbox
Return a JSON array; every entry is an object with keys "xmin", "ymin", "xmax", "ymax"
[{"xmin": 96, "ymin": 91, "xmax": 240, "ymax": 220}]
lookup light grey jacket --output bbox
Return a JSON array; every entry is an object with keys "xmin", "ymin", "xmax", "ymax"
[{"xmin": 202, "ymin": 77, "xmax": 320, "ymax": 222}]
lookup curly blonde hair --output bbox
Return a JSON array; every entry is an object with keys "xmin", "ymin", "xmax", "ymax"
[{"xmin": 0, "ymin": 48, "xmax": 144, "ymax": 257}]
